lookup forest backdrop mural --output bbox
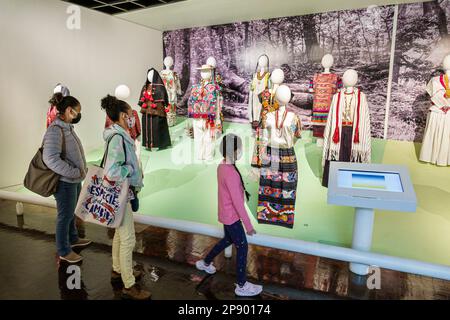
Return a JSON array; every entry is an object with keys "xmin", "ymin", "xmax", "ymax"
[
  {"xmin": 388, "ymin": 0, "xmax": 450, "ymax": 141},
  {"xmin": 163, "ymin": 0, "xmax": 450, "ymax": 142}
]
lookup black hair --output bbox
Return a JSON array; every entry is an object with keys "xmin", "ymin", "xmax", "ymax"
[
  {"xmin": 50, "ymin": 92, "xmax": 80, "ymax": 114},
  {"xmin": 220, "ymin": 134, "xmax": 250, "ymax": 201},
  {"xmin": 100, "ymin": 95, "xmax": 130, "ymax": 122}
]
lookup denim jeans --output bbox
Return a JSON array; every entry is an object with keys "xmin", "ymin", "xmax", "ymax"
[
  {"xmin": 204, "ymin": 221, "xmax": 248, "ymax": 286},
  {"xmin": 54, "ymin": 180, "xmax": 81, "ymax": 257}
]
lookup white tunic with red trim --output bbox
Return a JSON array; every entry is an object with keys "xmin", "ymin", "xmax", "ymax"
[{"xmin": 322, "ymin": 88, "xmax": 372, "ymax": 166}]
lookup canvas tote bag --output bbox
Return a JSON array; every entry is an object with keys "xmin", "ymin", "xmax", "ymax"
[
  {"xmin": 24, "ymin": 126, "xmax": 66, "ymax": 197},
  {"xmin": 75, "ymin": 134, "xmax": 129, "ymax": 228}
]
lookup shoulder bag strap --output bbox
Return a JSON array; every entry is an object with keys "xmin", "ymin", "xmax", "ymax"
[{"xmin": 100, "ymin": 134, "xmax": 128, "ymax": 168}]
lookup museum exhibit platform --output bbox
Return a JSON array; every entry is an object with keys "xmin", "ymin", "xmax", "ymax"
[{"xmin": 2, "ymin": 119, "xmax": 450, "ymax": 280}]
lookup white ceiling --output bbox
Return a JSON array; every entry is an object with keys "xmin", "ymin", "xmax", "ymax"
[{"xmin": 117, "ymin": 0, "xmax": 430, "ymax": 31}]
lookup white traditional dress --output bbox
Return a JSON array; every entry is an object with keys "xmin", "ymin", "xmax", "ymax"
[
  {"xmin": 248, "ymin": 71, "xmax": 271, "ymax": 124},
  {"xmin": 322, "ymin": 88, "xmax": 372, "ymax": 187},
  {"xmin": 257, "ymin": 106, "xmax": 302, "ymax": 229},
  {"xmin": 420, "ymin": 74, "xmax": 450, "ymax": 166},
  {"xmin": 160, "ymin": 69, "xmax": 182, "ymax": 127}
]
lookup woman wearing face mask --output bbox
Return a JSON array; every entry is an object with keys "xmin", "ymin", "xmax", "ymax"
[
  {"xmin": 43, "ymin": 93, "xmax": 91, "ymax": 264},
  {"xmin": 100, "ymin": 95, "xmax": 150, "ymax": 300}
]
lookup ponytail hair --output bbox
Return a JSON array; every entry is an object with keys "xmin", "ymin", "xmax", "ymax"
[
  {"xmin": 49, "ymin": 92, "xmax": 80, "ymax": 114},
  {"xmin": 100, "ymin": 94, "xmax": 129, "ymax": 122},
  {"xmin": 220, "ymin": 134, "xmax": 250, "ymax": 201}
]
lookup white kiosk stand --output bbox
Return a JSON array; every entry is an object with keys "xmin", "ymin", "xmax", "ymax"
[{"xmin": 327, "ymin": 162, "xmax": 417, "ymax": 275}]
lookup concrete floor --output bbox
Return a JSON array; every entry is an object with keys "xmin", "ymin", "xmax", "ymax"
[{"xmin": 0, "ymin": 199, "xmax": 449, "ymax": 300}]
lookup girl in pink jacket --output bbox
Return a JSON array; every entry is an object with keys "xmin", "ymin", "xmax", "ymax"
[{"xmin": 196, "ymin": 134, "xmax": 263, "ymax": 297}]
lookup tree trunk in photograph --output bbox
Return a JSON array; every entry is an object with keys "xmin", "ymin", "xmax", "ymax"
[
  {"xmin": 431, "ymin": 1, "xmax": 448, "ymax": 39},
  {"xmin": 302, "ymin": 15, "xmax": 319, "ymax": 62}
]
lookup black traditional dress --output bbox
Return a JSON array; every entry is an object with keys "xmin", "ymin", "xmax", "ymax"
[{"xmin": 139, "ymin": 68, "xmax": 172, "ymax": 150}]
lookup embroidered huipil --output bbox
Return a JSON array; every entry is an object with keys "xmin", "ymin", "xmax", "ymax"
[
  {"xmin": 310, "ymin": 73, "xmax": 342, "ymax": 136},
  {"xmin": 251, "ymin": 88, "xmax": 280, "ymax": 167},
  {"xmin": 265, "ymin": 107, "xmax": 302, "ymax": 148},
  {"xmin": 188, "ymin": 81, "xmax": 223, "ymax": 132}
]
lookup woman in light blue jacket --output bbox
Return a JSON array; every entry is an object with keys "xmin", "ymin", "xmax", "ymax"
[
  {"xmin": 100, "ymin": 95, "xmax": 150, "ymax": 301},
  {"xmin": 43, "ymin": 93, "xmax": 91, "ymax": 264}
]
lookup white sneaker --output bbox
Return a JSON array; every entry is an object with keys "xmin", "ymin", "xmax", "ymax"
[
  {"xmin": 235, "ymin": 282, "xmax": 263, "ymax": 297},
  {"xmin": 195, "ymin": 260, "xmax": 217, "ymax": 274}
]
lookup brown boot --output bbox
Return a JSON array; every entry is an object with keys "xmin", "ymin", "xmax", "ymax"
[
  {"xmin": 111, "ymin": 270, "xmax": 143, "ymax": 282},
  {"xmin": 122, "ymin": 284, "xmax": 151, "ymax": 300}
]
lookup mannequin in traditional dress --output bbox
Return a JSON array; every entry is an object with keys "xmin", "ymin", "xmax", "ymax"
[
  {"xmin": 138, "ymin": 68, "xmax": 171, "ymax": 151},
  {"xmin": 251, "ymin": 68, "xmax": 284, "ymax": 168},
  {"xmin": 309, "ymin": 54, "xmax": 342, "ymax": 147},
  {"xmin": 322, "ymin": 69, "xmax": 372, "ymax": 187},
  {"xmin": 248, "ymin": 54, "xmax": 271, "ymax": 130},
  {"xmin": 257, "ymin": 85, "xmax": 301, "ymax": 228},
  {"xmin": 420, "ymin": 54, "xmax": 450, "ymax": 166},
  {"xmin": 206, "ymin": 56, "xmax": 224, "ymax": 134},
  {"xmin": 46, "ymin": 84, "xmax": 70, "ymax": 128},
  {"xmin": 187, "ymin": 65, "xmax": 223, "ymax": 161},
  {"xmin": 160, "ymin": 56, "xmax": 182, "ymax": 127}
]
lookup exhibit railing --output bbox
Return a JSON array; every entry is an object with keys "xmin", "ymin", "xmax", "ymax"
[{"xmin": 1, "ymin": 189, "xmax": 449, "ymax": 281}]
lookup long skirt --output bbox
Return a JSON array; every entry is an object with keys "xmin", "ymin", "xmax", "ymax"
[
  {"xmin": 166, "ymin": 104, "xmax": 177, "ymax": 127},
  {"xmin": 142, "ymin": 114, "xmax": 172, "ymax": 150},
  {"xmin": 322, "ymin": 126, "xmax": 353, "ymax": 187},
  {"xmin": 251, "ymin": 127, "xmax": 269, "ymax": 168},
  {"xmin": 257, "ymin": 146, "xmax": 298, "ymax": 229},
  {"xmin": 419, "ymin": 110, "xmax": 450, "ymax": 166}
]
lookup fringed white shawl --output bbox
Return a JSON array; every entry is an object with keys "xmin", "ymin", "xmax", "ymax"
[{"xmin": 322, "ymin": 88, "xmax": 372, "ymax": 167}]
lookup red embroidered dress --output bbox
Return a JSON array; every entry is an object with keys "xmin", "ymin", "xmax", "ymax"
[{"xmin": 310, "ymin": 73, "xmax": 341, "ymax": 137}]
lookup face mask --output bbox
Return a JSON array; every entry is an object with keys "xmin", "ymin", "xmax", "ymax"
[
  {"xmin": 71, "ymin": 111, "xmax": 82, "ymax": 124},
  {"xmin": 126, "ymin": 115, "xmax": 136, "ymax": 128}
]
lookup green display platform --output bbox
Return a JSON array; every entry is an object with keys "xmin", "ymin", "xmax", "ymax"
[{"xmin": 4, "ymin": 119, "xmax": 450, "ymax": 267}]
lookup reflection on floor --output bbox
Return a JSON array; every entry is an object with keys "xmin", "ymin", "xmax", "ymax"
[{"xmin": 0, "ymin": 199, "xmax": 449, "ymax": 300}]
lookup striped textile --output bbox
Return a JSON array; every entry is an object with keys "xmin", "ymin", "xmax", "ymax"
[{"xmin": 257, "ymin": 147, "xmax": 298, "ymax": 229}]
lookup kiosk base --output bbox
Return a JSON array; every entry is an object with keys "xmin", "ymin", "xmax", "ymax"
[{"xmin": 350, "ymin": 207, "xmax": 375, "ymax": 275}]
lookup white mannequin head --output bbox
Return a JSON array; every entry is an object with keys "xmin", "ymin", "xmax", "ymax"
[
  {"xmin": 443, "ymin": 54, "xmax": 450, "ymax": 71},
  {"xmin": 275, "ymin": 85, "xmax": 291, "ymax": 106},
  {"xmin": 147, "ymin": 70, "xmax": 155, "ymax": 83},
  {"xmin": 53, "ymin": 84, "xmax": 62, "ymax": 94},
  {"xmin": 163, "ymin": 56, "xmax": 174, "ymax": 70},
  {"xmin": 206, "ymin": 56, "xmax": 217, "ymax": 68},
  {"xmin": 322, "ymin": 54, "xmax": 334, "ymax": 72},
  {"xmin": 53, "ymin": 83, "xmax": 70, "ymax": 97},
  {"xmin": 201, "ymin": 70, "xmax": 212, "ymax": 80},
  {"xmin": 270, "ymin": 68, "xmax": 284, "ymax": 85},
  {"xmin": 115, "ymin": 85, "xmax": 131, "ymax": 100},
  {"xmin": 342, "ymin": 69, "xmax": 359, "ymax": 88},
  {"xmin": 257, "ymin": 55, "xmax": 269, "ymax": 71}
]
